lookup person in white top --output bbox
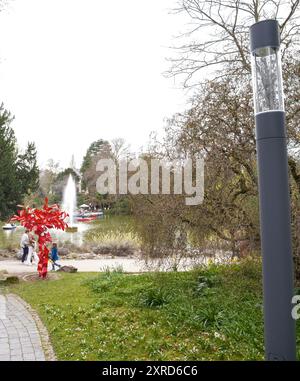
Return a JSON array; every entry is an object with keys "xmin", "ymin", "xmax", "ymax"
[
  {"xmin": 25, "ymin": 232, "xmax": 39, "ymax": 266},
  {"xmin": 20, "ymin": 230, "xmax": 30, "ymax": 263}
]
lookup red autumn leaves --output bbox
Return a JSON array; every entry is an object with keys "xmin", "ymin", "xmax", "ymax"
[{"xmin": 11, "ymin": 198, "xmax": 68, "ymax": 278}]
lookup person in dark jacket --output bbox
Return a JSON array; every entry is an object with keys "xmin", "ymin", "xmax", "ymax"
[
  {"xmin": 50, "ymin": 243, "xmax": 61, "ymax": 271},
  {"xmin": 20, "ymin": 229, "xmax": 30, "ymax": 263}
]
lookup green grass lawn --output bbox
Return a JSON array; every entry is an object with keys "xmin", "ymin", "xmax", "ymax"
[{"xmin": 8, "ymin": 260, "xmax": 300, "ymax": 360}]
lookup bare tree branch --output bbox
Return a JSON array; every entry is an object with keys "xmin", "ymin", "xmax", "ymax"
[{"xmin": 167, "ymin": 0, "xmax": 300, "ymax": 88}]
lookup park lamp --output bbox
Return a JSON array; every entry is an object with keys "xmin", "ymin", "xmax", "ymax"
[
  {"xmin": 250, "ymin": 20, "xmax": 284, "ymax": 115},
  {"xmin": 250, "ymin": 20, "xmax": 296, "ymax": 361}
]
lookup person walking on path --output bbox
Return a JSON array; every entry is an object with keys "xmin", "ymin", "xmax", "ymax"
[
  {"xmin": 50, "ymin": 243, "xmax": 61, "ymax": 271},
  {"xmin": 20, "ymin": 229, "xmax": 30, "ymax": 263},
  {"xmin": 25, "ymin": 232, "xmax": 39, "ymax": 266}
]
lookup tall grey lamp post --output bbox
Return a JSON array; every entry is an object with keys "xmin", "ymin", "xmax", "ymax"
[{"xmin": 250, "ymin": 19, "xmax": 296, "ymax": 361}]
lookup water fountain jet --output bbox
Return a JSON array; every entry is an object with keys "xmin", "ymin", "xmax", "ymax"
[{"xmin": 62, "ymin": 174, "xmax": 78, "ymax": 232}]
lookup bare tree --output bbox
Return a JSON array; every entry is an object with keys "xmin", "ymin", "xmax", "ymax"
[
  {"xmin": 168, "ymin": 0, "xmax": 300, "ymax": 87},
  {"xmin": 39, "ymin": 159, "xmax": 61, "ymax": 196},
  {"xmin": 134, "ymin": 54, "xmax": 300, "ymax": 263},
  {"xmin": 110, "ymin": 137, "xmax": 131, "ymax": 162}
]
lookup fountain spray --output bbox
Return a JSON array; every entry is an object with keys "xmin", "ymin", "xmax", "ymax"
[{"xmin": 62, "ymin": 174, "xmax": 77, "ymax": 227}]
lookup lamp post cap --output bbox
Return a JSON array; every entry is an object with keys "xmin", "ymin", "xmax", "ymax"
[{"xmin": 250, "ymin": 19, "xmax": 280, "ymax": 53}]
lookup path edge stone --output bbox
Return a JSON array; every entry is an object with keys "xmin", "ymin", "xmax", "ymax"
[{"xmin": 9, "ymin": 293, "xmax": 56, "ymax": 361}]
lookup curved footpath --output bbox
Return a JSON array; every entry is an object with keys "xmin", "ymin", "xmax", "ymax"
[
  {"xmin": 0, "ymin": 294, "xmax": 55, "ymax": 361},
  {"xmin": 0, "ymin": 257, "xmax": 198, "ymax": 274},
  {"xmin": 0, "ymin": 258, "xmax": 144, "ymax": 274}
]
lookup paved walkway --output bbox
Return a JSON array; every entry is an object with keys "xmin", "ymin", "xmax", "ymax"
[
  {"xmin": 0, "ymin": 294, "xmax": 46, "ymax": 361},
  {"xmin": 0, "ymin": 258, "xmax": 198, "ymax": 274},
  {"xmin": 0, "ymin": 258, "xmax": 144, "ymax": 274}
]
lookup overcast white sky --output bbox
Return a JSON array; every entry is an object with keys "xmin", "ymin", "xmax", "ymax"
[{"xmin": 0, "ymin": 0, "xmax": 188, "ymax": 169}]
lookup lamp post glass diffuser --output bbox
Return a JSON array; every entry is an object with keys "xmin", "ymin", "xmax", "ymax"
[
  {"xmin": 251, "ymin": 46, "xmax": 284, "ymax": 114},
  {"xmin": 250, "ymin": 19, "xmax": 296, "ymax": 361}
]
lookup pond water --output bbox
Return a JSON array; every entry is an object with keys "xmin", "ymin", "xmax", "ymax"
[
  {"xmin": 0, "ymin": 215, "xmax": 136, "ymax": 250},
  {"xmin": 0, "ymin": 221, "xmax": 92, "ymax": 249},
  {"xmin": 0, "ymin": 225, "xmax": 23, "ymax": 249}
]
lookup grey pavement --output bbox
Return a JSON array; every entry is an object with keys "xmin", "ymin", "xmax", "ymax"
[
  {"xmin": 0, "ymin": 294, "xmax": 45, "ymax": 361},
  {"xmin": 0, "ymin": 257, "xmax": 211, "ymax": 274}
]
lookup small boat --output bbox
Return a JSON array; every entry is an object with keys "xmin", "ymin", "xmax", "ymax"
[
  {"xmin": 74, "ymin": 210, "xmax": 103, "ymax": 218},
  {"xmin": 2, "ymin": 223, "xmax": 17, "ymax": 231},
  {"xmin": 76, "ymin": 216, "xmax": 97, "ymax": 223},
  {"xmin": 86, "ymin": 211, "xmax": 104, "ymax": 217}
]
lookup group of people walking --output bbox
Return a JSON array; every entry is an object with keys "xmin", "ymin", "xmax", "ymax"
[
  {"xmin": 20, "ymin": 230, "xmax": 62, "ymax": 271},
  {"xmin": 20, "ymin": 229, "xmax": 39, "ymax": 266}
]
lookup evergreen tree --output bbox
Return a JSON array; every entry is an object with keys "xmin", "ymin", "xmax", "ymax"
[
  {"xmin": 17, "ymin": 142, "xmax": 39, "ymax": 195},
  {"xmin": 81, "ymin": 139, "xmax": 111, "ymax": 173},
  {"xmin": 0, "ymin": 103, "xmax": 21, "ymax": 219},
  {"xmin": 80, "ymin": 139, "xmax": 112, "ymax": 193}
]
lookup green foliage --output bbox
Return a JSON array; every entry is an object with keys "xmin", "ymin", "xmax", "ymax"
[
  {"xmin": 17, "ymin": 142, "xmax": 39, "ymax": 195},
  {"xmin": 10, "ymin": 260, "xmax": 300, "ymax": 361},
  {"xmin": 80, "ymin": 139, "xmax": 113, "ymax": 195},
  {"xmin": 0, "ymin": 104, "xmax": 21, "ymax": 219},
  {"xmin": 77, "ymin": 193, "xmax": 88, "ymax": 208},
  {"xmin": 0, "ymin": 104, "xmax": 40, "ymax": 219},
  {"xmin": 236, "ymin": 258, "xmax": 262, "ymax": 281},
  {"xmin": 56, "ymin": 168, "xmax": 80, "ymax": 182},
  {"xmin": 49, "ymin": 168, "xmax": 80, "ymax": 201},
  {"xmin": 80, "ymin": 139, "xmax": 111, "ymax": 174},
  {"xmin": 194, "ymin": 274, "xmax": 220, "ymax": 295},
  {"xmin": 106, "ymin": 196, "xmax": 132, "ymax": 215},
  {"xmin": 0, "ymin": 276, "xmax": 19, "ymax": 285},
  {"xmin": 85, "ymin": 270, "xmax": 125, "ymax": 293},
  {"xmin": 138, "ymin": 287, "xmax": 171, "ymax": 309}
]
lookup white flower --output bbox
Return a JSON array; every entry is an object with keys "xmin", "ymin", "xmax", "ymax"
[{"xmin": 214, "ymin": 331, "xmax": 225, "ymax": 340}]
